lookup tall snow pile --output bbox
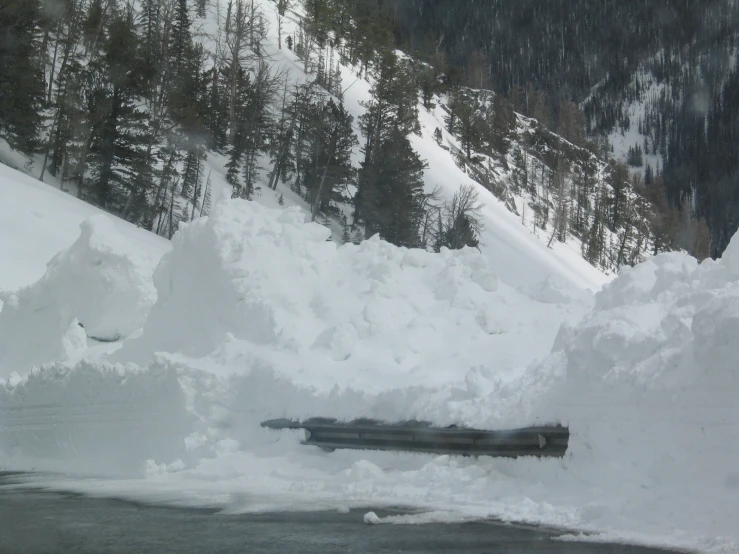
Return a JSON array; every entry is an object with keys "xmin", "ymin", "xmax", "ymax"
[
  {"xmin": 0, "ymin": 215, "xmax": 157, "ymax": 377},
  {"xmin": 1, "ymin": 197, "xmax": 581, "ymax": 471},
  {"xmin": 117, "ymin": 198, "xmax": 568, "ymax": 397},
  {"xmin": 517, "ymin": 247, "xmax": 739, "ymax": 547}
]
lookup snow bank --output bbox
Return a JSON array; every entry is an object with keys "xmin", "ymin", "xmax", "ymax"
[
  {"xmin": 117, "ymin": 198, "xmax": 567, "ymax": 400},
  {"xmin": 509, "ymin": 247, "xmax": 739, "ymax": 549},
  {"xmin": 0, "ymin": 215, "xmax": 157, "ymax": 378},
  {"xmin": 541, "ymin": 250, "xmax": 739, "ymax": 469},
  {"xmin": 0, "ymin": 359, "xmax": 192, "ymax": 476}
]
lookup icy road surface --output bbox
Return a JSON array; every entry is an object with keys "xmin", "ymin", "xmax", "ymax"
[{"xmin": 0, "ymin": 473, "xmax": 679, "ymax": 554}]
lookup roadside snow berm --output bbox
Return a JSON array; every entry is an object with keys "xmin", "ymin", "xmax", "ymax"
[{"xmin": 261, "ymin": 418, "xmax": 569, "ymax": 458}]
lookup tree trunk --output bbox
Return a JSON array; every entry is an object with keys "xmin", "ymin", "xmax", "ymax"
[{"xmin": 311, "ymin": 130, "xmax": 336, "ymax": 222}]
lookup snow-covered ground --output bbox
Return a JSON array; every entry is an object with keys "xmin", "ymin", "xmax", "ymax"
[{"xmin": 1, "ymin": 160, "xmax": 738, "ymax": 553}]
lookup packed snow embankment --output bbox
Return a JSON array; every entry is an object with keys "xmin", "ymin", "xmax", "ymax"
[
  {"xmin": 522, "ymin": 249, "xmax": 739, "ymax": 550},
  {"xmin": 1, "ymin": 198, "xmax": 585, "ymax": 475},
  {"xmin": 0, "ymin": 361, "xmax": 193, "ymax": 476},
  {"xmin": 115, "ymin": 199, "xmax": 579, "ymax": 400},
  {"xmin": 0, "ymin": 215, "xmax": 157, "ymax": 378}
]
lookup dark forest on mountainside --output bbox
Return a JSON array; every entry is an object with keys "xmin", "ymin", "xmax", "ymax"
[
  {"xmin": 1, "ymin": 0, "xmax": 737, "ymax": 261},
  {"xmin": 384, "ymin": 0, "xmax": 739, "ymax": 257}
]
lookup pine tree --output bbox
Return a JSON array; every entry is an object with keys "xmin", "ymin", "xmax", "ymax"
[
  {"xmin": 511, "ymin": 147, "xmax": 528, "ymax": 194},
  {"xmin": 548, "ymin": 156, "xmax": 570, "ymax": 247},
  {"xmin": 200, "ymin": 170, "xmax": 213, "ymax": 216},
  {"xmin": 305, "ymin": 99, "xmax": 357, "ymax": 219},
  {"xmin": 85, "ymin": 11, "xmax": 148, "ymax": 213},
  {"xmin": 39, "ymin": 0, "xmax": 87, "ymax": 186},
  {"xmin": 358, "ymin": 128, "xmax": 427, "ymax": 247},
  {"xmin": 585, "ymin": 189, "xmax": 607, "ymax": 267},
  {"xmin": 0, "ymin": 0, "xmax": 45, "ymax": 153},
  {"xmin": 238, "ymin": 60, "xmax": 282, "ymax": 199},
  {"xmin": 446, "ymin": 88, "xmax": 484, "ymax": 161},
  {"xmin": 627, "ymin": 142, "xmax": 643, "ymax": 166},
  {"xmin": 225, "ymin": 66, "xmax": 249, "ymax": 193},
  {"xmin": 489, "ymin": 93, "xmax": 515, "ymax": 155},
  {"xmin": 609, "ymin": 161, "xmax": 631, "ymax": 229},
  {"xmin": 355, "ymin": 49, "xmax": 427, "ymax": 246}
]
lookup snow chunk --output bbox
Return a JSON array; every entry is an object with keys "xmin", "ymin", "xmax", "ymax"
[
  {"xmin": 363, "ymin": 511, "xmax": 380, "ymax": 525},
  {"xmin": 346, "ymin": 460, "xmax": 385, "ymax": 481},
  {"xmin": 61, "ymin": 318, "xmax": 88, "ymax": 361},
  {"xmin": 0, "ymin": 216, "xmax": 157, "ymax": 377}
]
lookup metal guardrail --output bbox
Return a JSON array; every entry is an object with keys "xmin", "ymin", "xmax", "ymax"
[{"xmin": 261, "ymin": 418, "xmax": 569, "ymax": 458}]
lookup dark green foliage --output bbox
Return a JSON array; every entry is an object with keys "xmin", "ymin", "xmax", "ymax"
[
  {"xmin": 354, "ymin": 49, "xmax": 428, "ymax": 247},
  {"xmin": 303, "ymin": 99, "xmax": 358, "ymax": 217},
  {"xmin": 84, "ymin": 12, "xmax": 148, "ymax": 212},
  {"xmin": 627, "ymin": 143, "xmax": 643, "ymax": 167},
  {"xmin": 231, "ymin": 61, "xmax": 281, "ymax": 199},
  {"xmin": 358, "ymin": 128, "xmax": 427, "ymax": 247},
  {"xmin": 0, "ymin": 0, "xmax": 44, "ymax": 153},
  {"xmin": 446, "ymin": 88, "xmax": 486, "ymax": 160},
  {"xmin": 609, "ymin": 161, "xmax": 631, "ymax": 230}
]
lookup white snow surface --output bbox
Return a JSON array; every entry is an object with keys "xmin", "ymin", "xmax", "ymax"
[
  {"xmin": 113, "ymin": 198, "xmax": 582, "ymax": 401},
  {"xmin": 0, "ymin": 179, "xmax": 737, "ymax": 551},
  {"xmin": 0, "ymin": 161, "xmax": 169, "ymax": 291},
  {"xmin": 0, "ymin": 215, "xmax": 158, "ymax": 377}
]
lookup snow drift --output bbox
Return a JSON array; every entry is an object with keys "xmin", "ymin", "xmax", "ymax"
[
  {"xmin": 509, "ymin": 247, "xmax": 739, "ymax": 550},
  {"xmin": 116, "ymin": 198, "xmax": 573, "ymax": 398},
  {"xmin": 0, "ymin": 215, "xmax": 157, "ymax": 378}
]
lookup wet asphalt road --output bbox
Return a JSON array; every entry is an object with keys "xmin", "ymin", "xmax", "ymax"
[{"xmin": 0, "ymin": 473, "xmax": 682, "ymax": 554}]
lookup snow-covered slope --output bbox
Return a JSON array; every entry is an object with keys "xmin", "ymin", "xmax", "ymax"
[
  {"xmin": 2, "ymin": 0, "xmax": 609, "ymax": 291},
  {"xmin": 257, "ymin": 6, "xmax": 608, "ymax": 291},
  {"xmin": 0, "ymin": 162, "xmax": 170, "ymax": 291}
]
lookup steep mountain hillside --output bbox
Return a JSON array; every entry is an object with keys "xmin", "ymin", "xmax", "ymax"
[
  {"xmin": 0, "ymin": 0, "xmax": 658, "ymax": 286},
  {"xmin": 387, "ymin": 0, "xmax": 738, "ymax": 258}
]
